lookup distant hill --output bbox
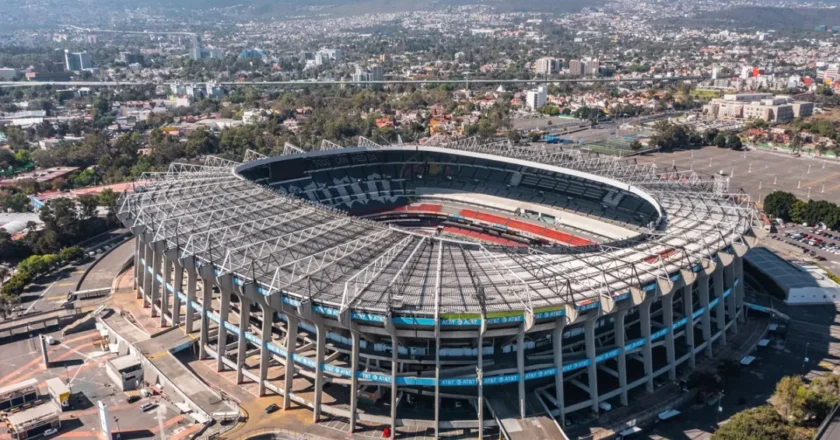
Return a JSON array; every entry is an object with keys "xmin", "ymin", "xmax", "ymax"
[{"xmin": 658, "ymin": 6, "xmax": 840, "ymax": 30}]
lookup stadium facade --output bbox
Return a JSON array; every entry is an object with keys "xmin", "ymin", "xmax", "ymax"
[{"xmin": 118, "ymin": 138, "xmax": 760, "ymax": 437}]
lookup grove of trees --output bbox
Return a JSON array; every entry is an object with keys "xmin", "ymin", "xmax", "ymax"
[{"xmin": 764, "ymin": 191, "xmax": 840, "ymax": 228}]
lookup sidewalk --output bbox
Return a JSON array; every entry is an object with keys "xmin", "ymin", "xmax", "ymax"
[{"xmin": 569, "ymin": 316, "xmax": 769, "ymax": 440}]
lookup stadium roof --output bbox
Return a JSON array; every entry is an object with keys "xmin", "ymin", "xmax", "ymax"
[{"xmin": 117, "ymin": 138, "xmax": 759, "ymax": 319}]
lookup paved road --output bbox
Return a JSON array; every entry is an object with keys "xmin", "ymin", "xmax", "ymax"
[{"xmin": 15, "ymin": 229, "xmax": 130, "ymax": 316}]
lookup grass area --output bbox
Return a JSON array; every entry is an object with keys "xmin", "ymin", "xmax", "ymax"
[{"xmin": 690, "ymin": 89, "xmax": 723, "ymax": 98}]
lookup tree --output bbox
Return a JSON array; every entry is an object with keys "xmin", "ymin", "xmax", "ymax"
[
  {"xmin": 630, "ymin": 140, "xmax": 643, "ymax": 151},
  {"xmin": 59, "ymin": 246, "xmax": 84, "ymax": 263},
  {"xmin": 711, "ymin": 406, "xmax": 799, "ymax": 440},
  {"xmin": 77, "ymin": 194, "xmax": 99, "ymax": 219},
  {"xmin": 772, "ymin": 375, "xmax": 804, "ymax": 420},
  {"xmin": 727, "ymin": 135, "xmax": 743, "ymax": 151},
  {"xmin": 764, "ymin": 191, "xmax": 798, "ymax": 221},
  {"xmin": 714, "ymin": 133, "xmax": 728, "ymax": 148},
  {"xmin": 0, "ymin": 294, "xmax": 20, "ymax": 319}
]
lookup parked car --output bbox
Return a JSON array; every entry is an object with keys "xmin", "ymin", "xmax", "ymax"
[
  {"xmin": 265, "ymin": 403, "xmax": 279, "ymax": 414},
  {"xmin": 127, "ymin": 395, "xmax": 140, "ymax": 404},
  {"xmin": 140, "ymin": 402, "xmax": 156, "ymax": 412}
]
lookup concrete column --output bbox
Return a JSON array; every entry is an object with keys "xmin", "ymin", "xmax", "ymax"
[
  {"xmin": 258, "ymin": 304, "xmax": 273, "ymax": 397},
  {"xmin": 698, "ymin": 272, "xmax": 713, "ymax": 357},
  {"xmin": 133, "ymin": 236, "xmax": 141, "ymax": 292},
  {"xmin": 552, "ymin": 319, "xmax": 566, "ymax": 426},
  {"xmin": 185, "ymin": 260, "xmax": 197, "ymax": 334},
  {"xmin": 434, "ymin": 331, "xmax": 441, "ymax": 439},
  {"xmin": 682, "ymin": 285, "xmax": 696, "ymax": 369},
  {"xmin": 172, "ymin": 261, "xmax": 183, "ymax": 327},
  {"xmin": 283, "ymin": 315, "xmax": 298, "ymax": 410},
  {"xmin": 313, "ymin": 322, "xmax": 326, "ymax": 423},
  {"xmin": 614, "ymin": 310, "xmax": 628, "ymax": 406},
  {"xmin": 160, "ymin": 257, "xmax": 172, "ymax": 327},
  {"xmin": 217, "ymin": 280, "xmax": 232, "ymax": 372},
  {"xmin": 150, "ymin": 244, "xmax": 162, "ymax": 318},
  {"xmin": 477, "ymin": 328, "xmax": 485, "ymax": 439},
  {"xmin": 236, "ymin": 296, "xmax": 251, "ymax": 384},
  {"xmin": 349, "ymin": 331, "xmax": 360, "ymax": 432},
  {"xmin": 640, "ymin": 299, "xmax": 654, "ymax": 393},
  {"xmin": 517, "ymin": 330, "xmax": 526, "ymax": 419},
  {"xmin": 713, "ymin": 266, "xmax": 726, "ymax": 348},
  {"xmin": 198, "ymin": 274, "xmax": 213, "ymax": 360},
  {"xmin": 724, "ymin": 261, "xmax": 737, "ymax": 334},
  {"xmin": 390, "ymin": 335, "xmax": 398, "ymax": 437},
  {"xmin": 142, "ymin": 240, "xmax": 153, "ymax": 306},
  {"xmin": 734, "ymin": 255, "xmax": 745, "ymax": 323},
  {"xmin": 584, "ymin": 319, "xmax": 599, "ymax": 412},
  {"xmin": 663, "ymin": 293, "xmax": 676, "ymax": 381}
]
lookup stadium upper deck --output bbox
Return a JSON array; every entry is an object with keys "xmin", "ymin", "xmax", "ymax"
[{"xmin": 118, "ymin": 138, "xmax": 759, "ymax": 319}]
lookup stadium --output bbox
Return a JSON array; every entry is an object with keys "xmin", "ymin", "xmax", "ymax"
[{"xmin": 118, "ymin": 138, "xmax": 760, "ymax": 438}]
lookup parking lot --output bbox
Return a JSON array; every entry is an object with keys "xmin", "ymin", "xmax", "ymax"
[
  {"xmin": 638, "ymin": 146, "xmax": 840, "ymax": 205},
  {"xmin": 0, "ymin": 329, "xmax": 198, "ymax": 440}
]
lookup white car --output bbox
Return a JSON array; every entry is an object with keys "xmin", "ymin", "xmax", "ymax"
[{"xmin": 43, "ymin": 428, "xmax": 58, "ymax": 436}]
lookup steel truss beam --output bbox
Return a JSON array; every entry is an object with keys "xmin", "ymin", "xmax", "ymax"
[
  {"xmin": 358, "ymin": 136, "xmax": 382, "ymax": 150},
  {"xmin": 340, "ymin": 234, "xmax": 415, "ymax": 312},
  {"xmin": 218, "ymin": 218, "xmax": 354, "ymax": 277},
  {"xmin": 283, "ymin": 143, "xmax": 304, "ymax": 156},
  {"xmin": 204, "ymin": 156, "xmax": 241, "ymax": 168},
  {"xmin": 321, "ymin": 140, "xmax": 342, "ymax": 151},
  {"xmin": 244, "ymin": 149, "xmax": 268, "ymax": 162},
  {"xmin": 267, "ymin": 228, "xmax": 396, "ymax": 295}
]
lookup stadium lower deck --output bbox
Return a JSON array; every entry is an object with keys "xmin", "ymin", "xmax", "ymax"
[{"xmin": 120, "ymin": 140, "xmax": 760, "ymax": 438}]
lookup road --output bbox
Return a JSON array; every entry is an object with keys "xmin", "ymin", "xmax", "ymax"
[
  {"xmin": 14, "ymin": 229, "xmax": 130, "ymax": 316},
  {"xmin": 0, "ymin": 76, "xmax": 709, "ymax": 88}
]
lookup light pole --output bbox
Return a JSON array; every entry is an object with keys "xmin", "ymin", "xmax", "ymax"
[
  {"xmin": 114, "ymin": 417, "xmax": 121, "ymax": 440},
  {"xmin": 803, "ymin": 342, "xmax": 810, "ymax": 375}
]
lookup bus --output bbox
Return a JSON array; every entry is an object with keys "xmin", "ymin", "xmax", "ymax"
[{"xmin": 45, "ymin": 378, "xmax": 70, "ymax": 410}]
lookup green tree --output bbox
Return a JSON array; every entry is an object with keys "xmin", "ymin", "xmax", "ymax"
[
  {"xmin": 59, "ymin": 246, "xmax": 85, "ymax": 262},
  {"xmin": 77, "ymin": 194, "xmax": 99, "ymax": 219},
  {"xmin": 764, "ymin": 191, "xmax": 798, "ymax": 221},
  {"xmin": 772, "ymin": 375, "xmax": 804, "ymax": 420},
  {"xmin": 711, "ymin": 406, "xmax": 799, "ymax": 440},
  {"xmin": 0, "ymin": 294, "xmax": 20, "ymax": 318},
  {"xmin": 714, "ymin": 133, "xmax": 728, "ymax": 148}
]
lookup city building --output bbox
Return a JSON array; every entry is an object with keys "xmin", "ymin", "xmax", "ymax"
[
  {"xmin": 6, "ymin": 402, "xmax": 61, "ymax": 440},
  {"xmin": 353, "ymin": 65, "xmax": 383, "ymax": 88},
  {"xmin": 704, "ymin": 93, "xmax": 813, "ymax": 123},
  {"xmin": 239, "ymin": 48, "xmax": 264, "ymax": 59},
  {"xmin": 105, "ymin": 356, "xmax": 143, "ymax": 391},
  {"xmin": 315, "ymin": 48, "xmax": 342, "ymax": 66},
  {"xmin": 569, "ymin": 59, "xmax": 584, "ymax": 76},
  {"xmin": 534, "ymin": 57, "xmax": 559, "ymax": 75},
  {"xmin": 0, "ymin": 68, "xmax": 18, "ymax": 80},
  {"xmin": 584, "ymin": 59, "xmax": 600, "ymax": 76},
  {"xmin": 63, "ymin": 50, "xmax": 92, "ymax": 72},
  {"xmin": 0, "ymin": 378, "xmax": 39, "ymax": 411},
  {"xmin": 526, "ymin": 86, "xmax": 547, "ymax": 111},
  {"xmin": 119, "ymin": 52, "xmax": 143, "ymax": 64}
]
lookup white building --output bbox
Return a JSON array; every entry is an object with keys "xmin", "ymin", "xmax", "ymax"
[
  {"xmin": 526, "ymin": 86, "xmax": 547, "ymax": 112},
  {"xmin": 534, "ymin": 57, "xmax": 558, "ymax": 75},
  {"xmin": 315, "ymin": 48, "xmax": 342, "ymax": 66}
]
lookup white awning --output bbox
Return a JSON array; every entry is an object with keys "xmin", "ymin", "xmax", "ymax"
[
  {"xmin": 741, "ymin": 355, "xmax": 756, "ymax": 365},
  {"xmin": 758, "ymin": 339, "xmax": 770, "ymax": 347}
]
